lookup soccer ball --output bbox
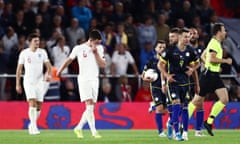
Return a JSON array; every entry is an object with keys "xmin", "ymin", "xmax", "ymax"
[{"xmin": 144, "ymin": 69, "xmax": 158, "ymax": 81}]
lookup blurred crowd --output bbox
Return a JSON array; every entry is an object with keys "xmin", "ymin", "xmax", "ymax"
[{"xmin": 0, "ymin": 0, "xmax": 240, "ymax": 102}]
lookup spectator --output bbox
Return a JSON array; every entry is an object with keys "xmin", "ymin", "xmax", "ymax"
[
  {"xmin": 33, "ymin": 14, "xmax": 49, "ymax": 39},
  {"xmin": 91, "ymin": 0, "xmax": 107, "ymax": 23},
  {"xmin": 99, "ymin": 79, "xmax": 113, "ymax": 102},
  {"xmin": 65, "ymin": 18, "xmax": 85, "ymax": 49},
  {"xmin": 23, "ymin": 0, "xmax": 36, "ymax": 34},
  {"xmin": 115, "ymin": 22, "xmax": 128, "ymax": 46},
  {"xmin": 51, "ymin": 15, "xmax": 64, "ymax": 36},
  {"xmin": 2, "ymin": 26, "xmax": 18, "ymax": 56},
  {"xmin": 0, "ymin": 45, "xmax": 8, "ymax": 100},
  {"xmin": 12, "ymin": 10, "xmax": 28, "ymax": 37},
  {"xmin": 111, "ymin": 43, "xmax": 138, "ymax": 76},
  {"xmin": 51, "ymin": 36, "xmax": 70, "ymax": 74},
  {"xmin": 124, "ymin": 13, "xmax": 139, "ymax": 57},
  {"xmin": 46, "ymin": 28, "xmax": 61, "ymax": 52},
  {"xmin": 37, "ymin": 1, "xmax": 51, "ymax": 38},
  {"xmin": 137, "ymin": 15, "xmax": 157, "ymax": 71},
  {"xmin": 155, "ymin": 14, "xmax": 170, "ymax": 41},
  {"xmin": 134, "ymin": 81, "xmax": 152, "ymax": 102},
  {"xmin": 54, "ymin": 5, "xmax": 68, "ymax": 28},
  {"xmin": 1, "ymin": 2, "xmax": 15, "ymax": 28},
  {"xmin": 71, "ymin": 0, "xmax": 92, "ymax": 32},
  {"xmin": 115, "ymin": 75, "xmax": 132, "ymax": 102},
  {"xmin": 61, "ymin": 78, "xmax": 79, "ymax": 101},
  {"xmin": 110, "ymin": 2, "xmax": 125, "ymax": 24},
  {"xmin": 101, "ymin": 22, "xmax": 116, "ymax": 55}
]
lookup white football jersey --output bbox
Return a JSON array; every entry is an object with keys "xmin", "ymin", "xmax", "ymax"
[
  {"xmin": 69, "ymin": 43, "xmax": 105, "ymax": 81},
  {"xmin": 18, "ymin": 48, "xmax": 49, "ymax": 84}
]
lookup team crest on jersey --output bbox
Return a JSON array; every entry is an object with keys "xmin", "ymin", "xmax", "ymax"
[
  {"xmin": 83, "ymin": 50, "xmax": 87, "ymax": 58},
  {"xmin": 198, "ymin": 49, "xmax": 202, "ymax": 53},
  {"xmin": 185, "ymin": 52, "xmax": 190, "ymax": 57},
  {"xmin": 161, "ymin": 51, "xmax": 166, "ymax": 58},
  {"xmin": 27, "ymin": 57, "xmax": 31, "ymax": 63},
  {"xmin": 171, "ymin": 93, "xmax": 176, "ymax": 98},
  {"xmin": 38, "ymin": 53, "xmax": 42, "ymax": 58}
]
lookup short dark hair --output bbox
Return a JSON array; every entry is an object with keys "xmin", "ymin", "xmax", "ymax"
[
  {"xmin": 154, "ymin": 40, "xmax": 166, "ymax": 48},
  {"xmin": 28, "ymin": 33, "xmax": 39, "ymax": 41},
  {"xmin": 157, "ymin": 40, "xmax": 166, "ymax": 44},
  {"xmin": 178, "ymin": 28, "xmax": 189, "ymax": 35},
  {"xmin": 170, "ymin": 27, "xmax": 180, "ymax": 34},
  {"xmin": 212, "ymin": 23, "xmax": 224, "ymax": 36},
  {"xmin": 89, "ymin": 29, "xmax": 102, "ymax": 40}
]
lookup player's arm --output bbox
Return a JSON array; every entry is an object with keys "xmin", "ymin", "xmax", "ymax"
[
  {"xmin": 141, "ymin": 70, "xmax": 153, "ymax": 82},
  {"xmin": 201, "ymin": 49, "xmax": 206, "ymax": 63},
  {"xmin": 56, "ymin": 58, "xmax": 73, "ymax": 76},
  {"xmin": 130, "ymin": 63, "xmax": 139, "ymax": 76},
  {"xmin": 186, "ymin": 60, "xmax": 200, "ymax": 76},
  {"xmin": 44, "ymin": 61, "xmax": 52, "ymax": 82},
  {"xmin": 190, "ymin": 62, "xmax": 200, "ymax": 94},
  {"xmin": 158, "ymin": 58, "xmax": 176, "ymax": 83},
  {"xmin": 93, "ymin": 51, "xmax": 106, "ymax": 68},
  {"xmin": 16, "ymin": 64, "xmax": 23, "ymax": 94},
  {"xmin": 141, "ymin": 62, "xmax": 153, "ymax": 82},
  {"xmin": 208, "ymin": 49, "xmax": 232, "ymax": 64},
  {"xmin": 160, "ymin": 72, "xmax": 167, "ymax": 94},
  {"xmin": 92, "ymin": 46, "xmax": 106, "ymax": 68}
]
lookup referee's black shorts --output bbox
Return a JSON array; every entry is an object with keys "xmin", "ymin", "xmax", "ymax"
[{"xmin": 199, "ymin": 70, "xmax": 225, "ymax": 97}]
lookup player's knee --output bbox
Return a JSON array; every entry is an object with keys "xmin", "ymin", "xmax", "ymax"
[{"xmin": 220, "ymin": 97, "xmax": 228, "ymax": 105}]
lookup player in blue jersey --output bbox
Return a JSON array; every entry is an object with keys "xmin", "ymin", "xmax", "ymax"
[
  {"xmin": 188, "ymin": 28, "xmax": 206, "ymax": 136},
  {"xmin": 142, "ymin": 40, "xmax": 167, "ymax": 137},
  {"xmin": 159, "ymin": 28, "xmax": 199, "ymax": 141},
  {"xmin": 163, "ymin": 28, "xmax": 180, "ymax": 137}
]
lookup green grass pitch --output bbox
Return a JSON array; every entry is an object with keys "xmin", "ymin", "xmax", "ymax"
[{"xmin": 0, "ymin": 130, "xmax": 239, "ymax": 144}]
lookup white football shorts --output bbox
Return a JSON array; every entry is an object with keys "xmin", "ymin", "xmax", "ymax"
[
  {"xmin": 23, "ymin": 80, "xmax": 49, "ymax": 102},
  {"xmin": 78, "ymin": 79, "xmax": 99, "ymax": 103}
]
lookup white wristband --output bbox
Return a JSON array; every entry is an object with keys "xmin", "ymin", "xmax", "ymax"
[{"xmin": 161, "ymin": 81, "xmax": 166, "ymax": 85}]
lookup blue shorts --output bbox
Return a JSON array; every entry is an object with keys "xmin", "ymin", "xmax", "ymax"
[
  {"xmin": 167, "ymin": 84, "xmax": 189, "ymax": 104},
  {"xmin": 150, "ymin": 86, "xmax": 166, "ymax": 106}
]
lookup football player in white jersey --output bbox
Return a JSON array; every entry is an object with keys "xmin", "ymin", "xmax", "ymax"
[
  {"xmin": 16, "ymin": 33, "xmax": 52, "ymax": 135},
  {"xmin": 57, "ymin": 30, "xmax": 106, "ymax": 138}
]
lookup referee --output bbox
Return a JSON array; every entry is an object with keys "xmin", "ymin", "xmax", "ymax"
[{"xmin": 188, "ymin": 23, "xmax": 232, "ymax": 136}]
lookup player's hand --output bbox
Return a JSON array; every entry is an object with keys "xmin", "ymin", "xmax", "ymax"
[
  {"xmin": 225, "ymin": 58, "xmax": 232, "ymax": 65},
  {"xmin": 166, "ymin": 74, "xmax": 176, "ymax": 83},
  {"xmin": 91, "ymin": 44, "xmax": 97, "ymax": 54},
  {"xmin": 185, "ymin": 66, "xmax": 194, "ymax": 76},
  {"xmin": 56, "ymin": 70, "xmax": 61, "ymax": 77},
  {"xmin": 44, "ymin": 74, "xmax": 52, "ymax": 82},
  {"xmin": 16, "ymin": 84, "xmax": 22, "ymax": 94},
  {"xmin": 143, "ymin": 77, "xmax": 154, "ymax": 83}
]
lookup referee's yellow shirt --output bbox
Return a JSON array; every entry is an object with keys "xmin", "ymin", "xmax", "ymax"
[{"xmin": 205, "ymin": 38, "xmax": 223, "ymax": 72}]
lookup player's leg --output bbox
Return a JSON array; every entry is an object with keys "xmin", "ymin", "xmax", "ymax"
[
  {"xmin": 155, "ymin": 104, "xmax": 167, "ymax": 137},
  {"xmin": 24, "ymin": 82, "xmax": 39, "ymax": 135},
  {"xmin": 204, "ymin": 75, "xmax": 228, "ymax": 136},
  {"xmin": 152, "ymin": 87, "xmax": 166, "ymax": 137},
  {"xmin": 204, "ymin": 88, "xmax": 228, "ymax": 136},
  {"xmin": 74, "ymin": 79, "xmax": 89, "ymax": 138},
  {"xmin": 188, "ymin": 94, "xmax": 205, "ymax": 136}
]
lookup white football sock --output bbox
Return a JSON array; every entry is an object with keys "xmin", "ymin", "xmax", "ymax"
[
  {"xmin": 85, "ymin": 105, "xmax": 97, "ymax": 134},
  {"xmin": 28, "ymin": 107, "xmax": 37, "ymax": 128},
  {"xmin": 36, "ymin": 110, "xmax": 41, "ymax": 119},
  {"xmin": 75, "ymin": 111, "xmax": 87, "ymax": 130}
]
